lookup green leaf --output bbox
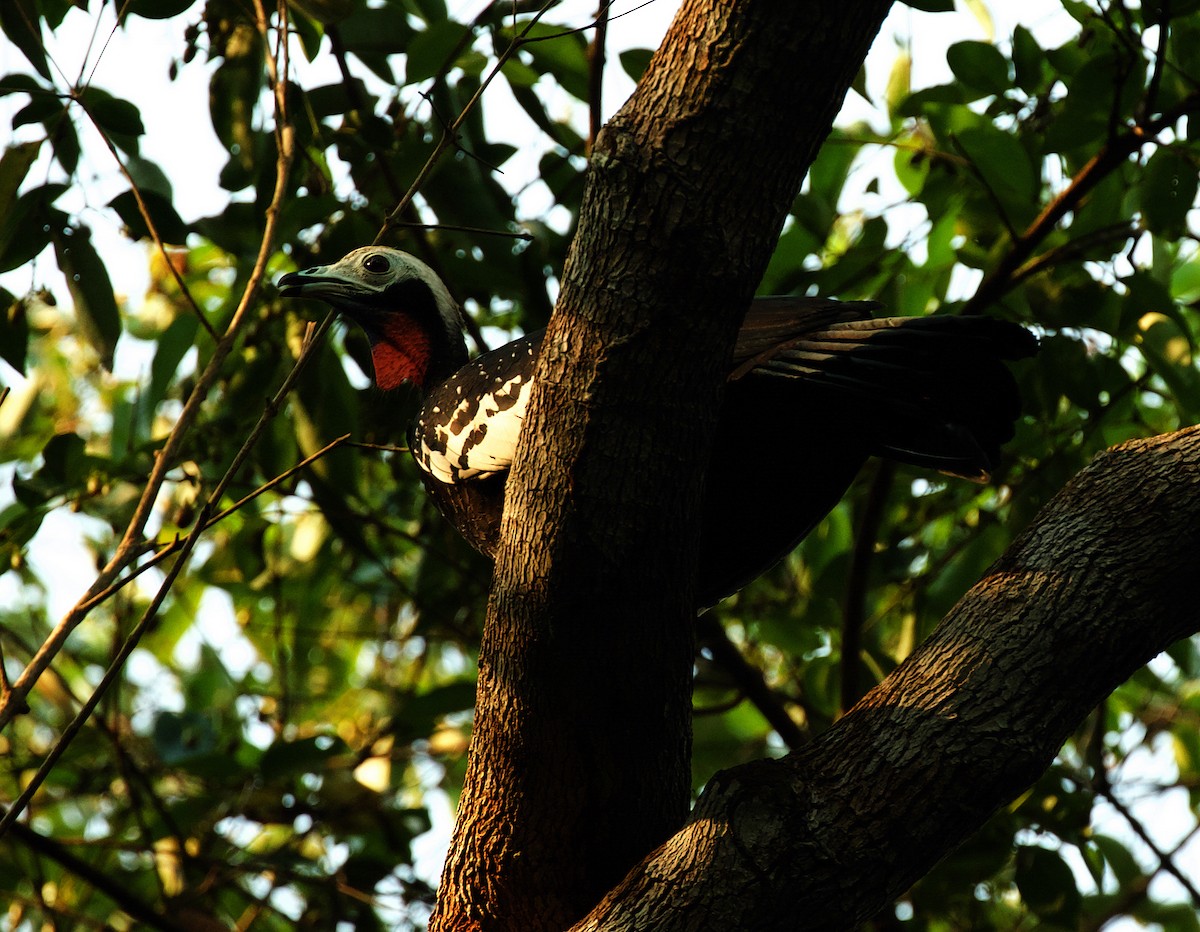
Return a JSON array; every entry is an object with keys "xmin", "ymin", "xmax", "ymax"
[
  {"xmin": 1171, "ymin": 251, "xmax": 1200, "ymax": 303},
  {"xmin": 0, "ymin": 72, "xmax": 47, "ymax": 99},
  {"xmin": 208, "ymin": 25, "xmax": 262, "ymax": 163},
  {"xmin": 954, "ymin": 120, "xmax": 1037, "ymax": 227},
  {"xmin": 39, "ymin": 432, "xmax": 87, "ymax": 485},
  {"xmin": 511, "ymin": 22, "xmax": 590, "ymax": 101},
  {"xmin": 1012, "ymin": 25, "xmax": 1047, "ymax": 93},
  {"xmin": 0, "ymin": 184, "xmax": 67, "ymax": 273},
  {"xmin": 78, "ymin": 87, "xmax": 146, "ymax": 140},
  {"xmin": 885, "ymin": 51, "xmax": 911, "ymax": 118},
  {"xmin": 46, "ymin": 109, "xmax": 80, "ymax": 174},
  {"xmin": 619, "ymin": 48, "xmax": 653, "ymax": 83},
  {"xmin": 152, "ymin": 710, "xmax": 219, "ymax": 764},
  {"xmin": 260, "ymin": 735, "xmax": 349, "ymax": 781},
  {"xmin": 305, "ymin": 80, "xmax": 371, "ymax": 118},
  {"xmin": 12, "ymin": 93, "xmax": 63, "ymax": 129},
  {"xmin": 406, "ymin": 18, "xmax": 472, "ymax": 84},
  {"xmin": 894, "ymin": 137, "xmax": 931, "ymax": 196},
  {"xmin": 124, "ymin": 154, "xmax": 174, "ymax": 199},
  {"xmin": 108, "ymin": 189, "xmax": 189, "ymax": 243},
  {"xmin": 1090, "ymin": 834, "xmax": 1143, "ymax": 886},
  {"xmin": 51, "ymin": 224, "xmax": 122, "ymax": 370},
  {"xmin": 0, "ymin": 141, "xmax": 43, "ymax": 219},
  {"xmin": 0, "ymin": 0, "xmax": 51, "ymax": 80},
  {"xmin": 946, "ymin": 40, "xmax": 1010, "ymax": 96},
  {"xmin": 1139, "ymin": 313, "xmax": 1200, "ymax": 415},
  {"xmin": 334, "ymin": 5, "xmax": 412, "ymax": 80},
  {"xmin": 1141, "ymin": 148, "xmax": 1198, "ymax": 239},
  {"xmin": 0, "ymin": 287, "xmax": 27, "ymax": 373},
  {"xmin": 121, "ymin": 0, "xmax": 197, "ymax": 19},
  {"xmin": 1015, "ymin": 845, "xmax": 1082, "ymax": 926},
  {"xmin": 288, "ymin": 0, "xmax": 354, "ymax": 27},
  {"xmin": 147, "ymin": 314, "xmax": 198, "ymax": 413}
]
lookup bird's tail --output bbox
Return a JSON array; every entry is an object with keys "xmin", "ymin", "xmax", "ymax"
[{"xmin": 747, "ymin": 315, "xmax": 1037, "ymax": 480}]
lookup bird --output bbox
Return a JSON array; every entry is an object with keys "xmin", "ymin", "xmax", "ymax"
[{"xmin": 278, "ymin": 246, "xmax": 1036, "ymax": 607}]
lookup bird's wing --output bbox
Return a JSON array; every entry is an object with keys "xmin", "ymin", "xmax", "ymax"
[
  {"xmin": 741, "ymin": 314, "xmax": 1037, "ymax": 479},
  {"xmin": 731, "ymin": 296, "xmax": 882, "ymax": 379},
  {"xmin": 412, "ymin": 332, "xmax": 544, "ymax": 483}
]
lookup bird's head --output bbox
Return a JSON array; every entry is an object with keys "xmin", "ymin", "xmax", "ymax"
[{"xmin": 278, "ymin": 246, "xmax": 468, "ymax": 391}]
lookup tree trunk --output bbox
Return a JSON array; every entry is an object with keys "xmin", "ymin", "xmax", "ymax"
[
  {"xmin": 431, "ymin": 1, "xmax": 894, "ymax": 928},
  {"xmin": 573, "ymin": 426, "xmax": 1200, "ymax": 930}
]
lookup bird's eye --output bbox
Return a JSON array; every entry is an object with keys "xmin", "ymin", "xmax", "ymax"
[{"xmin": 362, "ymin": 253, "xmax": 390, "ymax": 274}]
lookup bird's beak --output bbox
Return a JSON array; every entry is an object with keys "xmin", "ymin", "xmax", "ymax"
[{"xmin": 277, "ymin": 266, "xmax": 368, "ymax": 304}]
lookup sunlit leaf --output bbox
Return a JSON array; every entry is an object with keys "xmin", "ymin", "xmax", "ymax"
[{"xmin": 946, "ymin": 40, "xmax": 1009, "ymax": 96}]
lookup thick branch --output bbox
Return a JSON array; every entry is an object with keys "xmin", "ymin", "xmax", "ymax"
[
  {"xmin": 433, "ymin": 1, "xmax": 894, "ymax": 928},
  {"xmin": 577, "ymin": 426, "xmax": 1200, "ymax": 930}
]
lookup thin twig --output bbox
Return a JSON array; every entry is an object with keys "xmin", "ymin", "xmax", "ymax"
[
  {"xmin": 373, "ymin": 0, "xmax": 559, "ymax": 244},
  {"xmin": 76, "ymin": 431, "xmax": 350, "ymax": 615},
  {"xmin": 962, "ymin": 92, "xmax": 1200, "ymax": 315},
  {"xmin": 587, "ymin": 0, "xmax": 610, "ymax": 150},
  {"xmin": 840, "ymin": 459, "xmax": 895, "ymax": 715},
  {"xmin": 1006, "ymin": 221, "xmax": 1138, "ymax": 289},
  {"xmin": 696, "ymin": 614, "xmax": 809, "ymax": 749},
  {"xmin": 387, "ymin": 221, "xmax": 533, "ymax": 241},
  {"xmin": 0, "ymin": 0, "xmax": 296, "ymax": 735},
  {"xmin": 7, "ymin": 821, "xmax": 181, "ymax": 931},
  {"xmin": 74, "ymin": 98, "xmax": 217, "ymax": 340},
  {"xmin": 346, "ymin": 440, "xmax": 410, "ymax": 454},
  {"xmin": 1092, "ymin": 778, "xmax": 1200, "ymax": 905}
]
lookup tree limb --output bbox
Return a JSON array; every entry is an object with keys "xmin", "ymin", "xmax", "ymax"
[
  {"xmin": 432, "ymin": 1, "xmax": 895, "ymax": 927},
  {"xmin": 576, "ymin": 425, "xmax": 1200, "ymax": 930}
]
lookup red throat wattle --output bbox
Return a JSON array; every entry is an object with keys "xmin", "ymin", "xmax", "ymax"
[{"xmin": 370, "ymin": 315, "xmax": 432, "ymax": 390}]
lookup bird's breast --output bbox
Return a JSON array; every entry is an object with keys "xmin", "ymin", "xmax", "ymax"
[{"xmin": 411, "ymin": 341, "xmax": 537, "ymax": 484}]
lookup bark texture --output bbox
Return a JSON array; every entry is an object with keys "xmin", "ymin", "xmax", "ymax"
[
  {"xmin": 431, "ymin": 1, "xmax": 894, "ymax": 928},
  {"xmin": 573, "ymin": 426, "xmax": 1200, "ymax": 930}
]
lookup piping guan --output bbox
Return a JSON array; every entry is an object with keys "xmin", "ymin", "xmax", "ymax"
[{"xmin": 279, "ymin": 247, "xmax": 1035, "ymax": 607}]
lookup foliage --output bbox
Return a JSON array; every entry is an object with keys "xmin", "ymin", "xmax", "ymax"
[{"xmin": 0, "ymin": 0, "xmax": 1198, "ymax": 927}]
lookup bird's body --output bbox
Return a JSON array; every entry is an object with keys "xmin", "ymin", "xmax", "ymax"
[{"xmin": 279, "ymin": 247, "xmax": 1035, "ymax": 606}]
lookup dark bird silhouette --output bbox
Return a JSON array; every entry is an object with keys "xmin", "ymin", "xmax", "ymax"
[{"xmin": 279, "ymin": 247, "xmax": 1035, "ymax": 606}]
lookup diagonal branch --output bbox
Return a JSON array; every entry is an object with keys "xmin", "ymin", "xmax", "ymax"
[{"xmin": 576, "ymin": 425, "xmax": 1200, "ymax": 931}]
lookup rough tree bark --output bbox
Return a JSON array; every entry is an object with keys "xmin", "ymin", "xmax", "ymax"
[
  {"xmin": 574, "ymin": 426, "xmax": 1200, "ymax": 930},
  {"xmin": 431, "ymin": 1, "xmax": 894, "ymax": 929}
]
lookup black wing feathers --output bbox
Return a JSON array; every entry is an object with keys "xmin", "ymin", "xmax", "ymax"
[{"xmin": 746, "ymin": 314, "xmax": 1037, "ymax": 480}]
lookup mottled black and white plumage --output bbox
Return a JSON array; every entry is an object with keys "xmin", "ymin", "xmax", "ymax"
[{"xmin": 279, "ymin": 246, "xmax": 1036, "ymax": 606}]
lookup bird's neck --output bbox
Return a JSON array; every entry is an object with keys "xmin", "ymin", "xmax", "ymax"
[{"xmin": 370, "ymin": 313, "xmax": 467, "ymax": 393}]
